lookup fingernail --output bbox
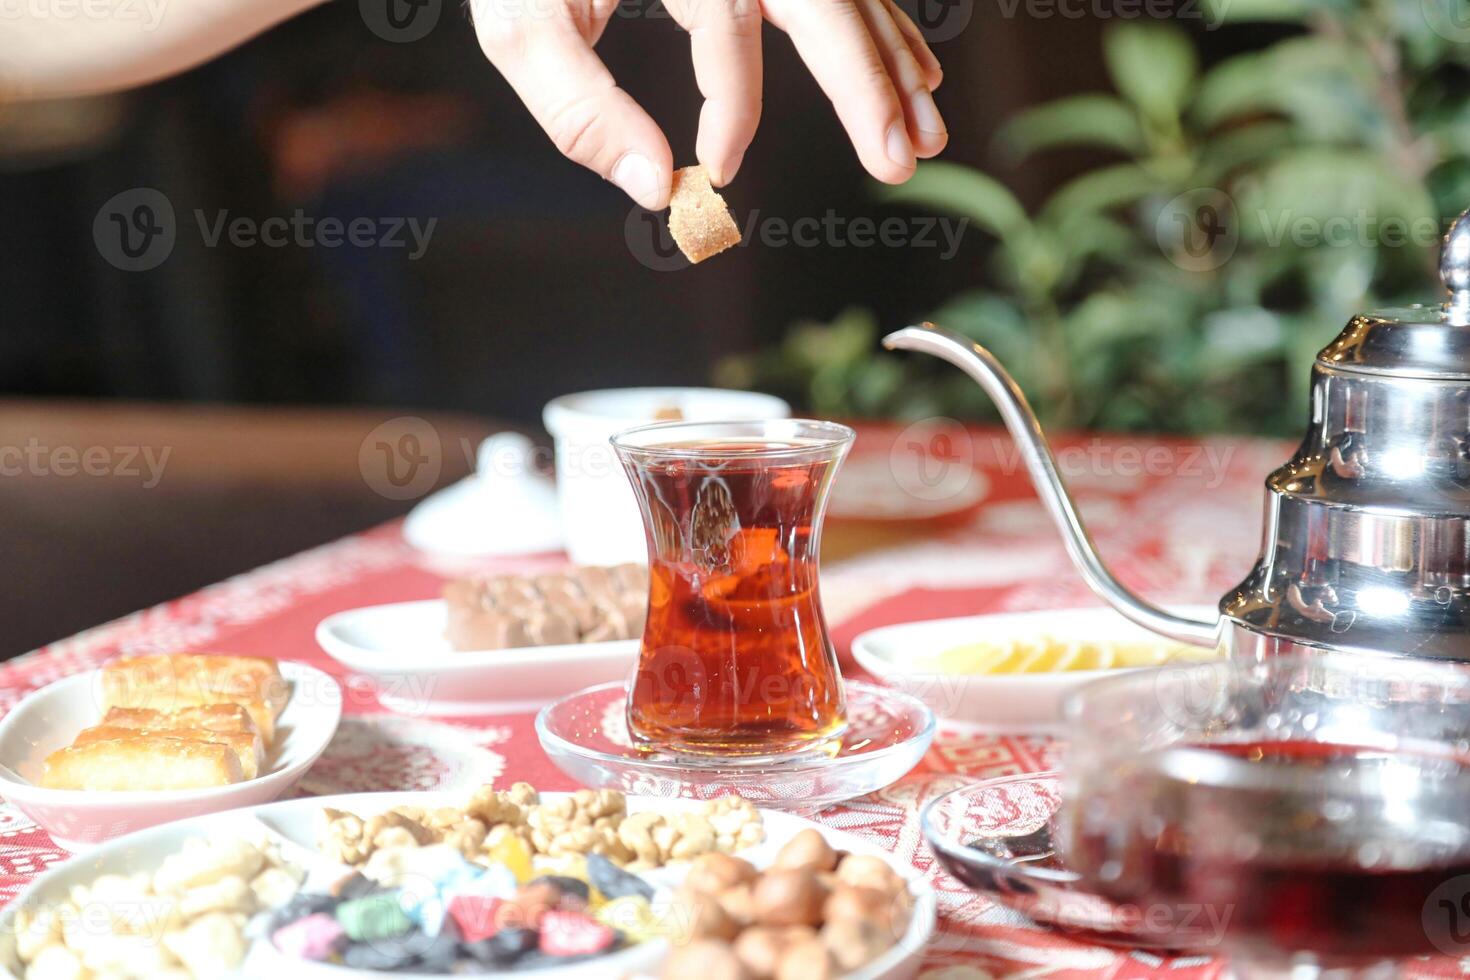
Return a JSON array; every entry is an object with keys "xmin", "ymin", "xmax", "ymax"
[
  {"xmin": 715, "ymin": 149, "xmax": 745, "ymax": 187},
  {"xmin": 886, "ymin": 122, "xmax": 916, "ymax": 171},
  {"xmin": 612, "ymin": 152, "xmax": 663, "ymax": 210},
  {"xmin": 913, "ymin": 90, "xmax": 946, "ymax": 137}
]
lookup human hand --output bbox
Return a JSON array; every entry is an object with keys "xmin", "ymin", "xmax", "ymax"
[{"xmin": 469, "ymin": 0, "xmax": 946, "ymax": 210}]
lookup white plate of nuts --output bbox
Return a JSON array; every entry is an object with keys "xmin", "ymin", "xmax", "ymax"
[{"xmin": 0, "ymin": 783, "xmax": 935, "ymax": 980}]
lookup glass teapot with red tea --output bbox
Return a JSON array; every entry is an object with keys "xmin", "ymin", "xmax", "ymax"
[
  {"xmin": 885, "ymin": 209, "xmax": 1470, "ymax": 664},
  {"xmin": 611, "ymin": 419, "xmax": 853, "ymax": 757}
]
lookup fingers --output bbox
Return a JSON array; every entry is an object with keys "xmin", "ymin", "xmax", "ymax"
[
  {"xmin": 667, "ymin": 0, "xmax": 764, "ymax": 187},
  {"xmin": 472, "ymin": 2, "xmax": 673, "ymax": 209},
  {"xmin": 885, "ymin": 0, "xmax": 943, "ymax": 91},
  {"xmin": 858, "ymin": 0, "xmax": 946, "ymax": 159},
  {"xmin": 763, "ymin": 0, "xmax": 914, "ymax": 183}
]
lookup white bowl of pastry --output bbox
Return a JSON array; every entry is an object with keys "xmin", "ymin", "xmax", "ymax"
[{"xmin": 0, "ymin": 654, "xmax": 341, "ymax": 850}]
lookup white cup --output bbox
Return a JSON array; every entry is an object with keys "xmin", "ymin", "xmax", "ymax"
[{"xmin": 542, "ymin": 387, "xmax": 791, "ymax": 565}]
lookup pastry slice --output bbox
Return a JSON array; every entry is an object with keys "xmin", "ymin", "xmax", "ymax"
[
  {"xmin": 99, "ymin": 654, "xmax": 286, "ymax": 743},
  {"xmin": 74, "ymin": 725, "xmax": 263, "ymax": 780},
  {"xmin": 41, "ymin": 736, "xmax": 243, "ymax": 791},
  {"xmin": 102, "ymin": 703, "xmax": 258, "ymax": 738}
]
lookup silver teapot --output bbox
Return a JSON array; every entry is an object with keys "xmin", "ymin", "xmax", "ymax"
[{"xmin": 884, "ymin": 213, "xmax": 1470, "ymax": 662}]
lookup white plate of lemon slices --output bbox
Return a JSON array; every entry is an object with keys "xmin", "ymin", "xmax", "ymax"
[{"xmin": 851, "ymin": 607, "xmax": 1221, "ymax": 733}]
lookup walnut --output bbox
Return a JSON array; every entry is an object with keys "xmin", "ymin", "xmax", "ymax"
[
  {"xmin": 704, "ymin": 797, "xmax": 765, "ymax": 852},
  {"xmin": 481, "ymin": 821, "xmax": 535, "ymax": 861},
  {"xmin": 319, "ymin": 809, "xmax": 370, "ymax": 865},
  {"xmin": 442, "ymin": 818, "xmax": 489, "ymax": 859},
  {"xmin": 465, "ymin": 786, "xmax": 529, "ymax": 827},
  {"xmin": 526, "ymin": 790, "xmax": 632, "ymax": 861},
  {"xmin": 365, "ymin": 810, "xmax": 436, "ymax": 852},
  {"xmin": 506, "ymin": 781, "xmax": 540, "ymax": 808},
  {"xmin": 618, "ymin": 812, "xmax": 666, "ymax": 867}
]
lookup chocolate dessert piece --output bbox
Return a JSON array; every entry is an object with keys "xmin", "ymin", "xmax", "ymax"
[{"xmin": 444, "ymin": 564, "xmax": 649, "ymax": 652}]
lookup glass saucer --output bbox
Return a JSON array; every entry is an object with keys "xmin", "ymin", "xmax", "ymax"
[
  {"xmin": 535, "ymin": 681, "xmax": 935, "ymax": 813},
  {"xmin": 921, "ymin": 772, "xmax": 1222, "ymax": 952}
]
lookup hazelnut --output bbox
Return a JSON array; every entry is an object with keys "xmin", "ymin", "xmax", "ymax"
[
  {"xmin": 733, "ymin": 926, "xmax": 790, "ymax": 979},
  {"xmin": 834, "ymin": 854, "xmax": 904, "ymax": 894},
  {"xmin": 716, "ymin": 882, "xmax": 755, "ymax": 925},
  {"xmin": 677, "ymin": 890, "xmax": 741, "ymax": 942},
  {"xmin": 824, "ymin": 883, "xmax": 909, "ymax": 936},
  {"xmin": 752, "ymin": 869, "xmax": 828, "ymax": 928},
  {"xmin": 772, "ymin": 829, "xmax": 838, "ymax": 873},
  {"xmin": 684, "ymin": 852, "xmax": 759, "ymax": 895},
  {"xmin": 822, "ymin": 918, "xmax": 894, "ymax": 971},
  {"xmin": 774, "ymin": 937, "xmax": 839, "ymax": 980},
  {"xmin": 662, "ymin": 938, "xmax": 752, "ymax": 980}
]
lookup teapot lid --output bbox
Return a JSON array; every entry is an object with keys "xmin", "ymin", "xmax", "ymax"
[{"xmin": 1317, "ymin": 207, "xmax": 1470, "ymax": 380}]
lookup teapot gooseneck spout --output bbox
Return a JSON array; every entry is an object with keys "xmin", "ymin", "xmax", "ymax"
[{"xmin": 882, "ymin": 323, "xmax": 1221, "ymax": 648}]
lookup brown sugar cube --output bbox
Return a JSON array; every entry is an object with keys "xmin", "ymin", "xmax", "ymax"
[{"xmin": 667, "ymin": 165, "xmax": 741, "ymax": 264}]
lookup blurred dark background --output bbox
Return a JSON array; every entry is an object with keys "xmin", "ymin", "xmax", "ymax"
[
  {"xmin": 6, "ymin": 1, "xmax": 1454, "ymax": 654},
  {"xmin": 1, "ymin": 0, "xmax": 1105, "ymax": 654}
]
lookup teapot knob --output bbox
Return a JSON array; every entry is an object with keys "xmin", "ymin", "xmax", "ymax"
[{"xmin": 1441, "ymin": 207, "xmax": 1470, "ymax": 325}]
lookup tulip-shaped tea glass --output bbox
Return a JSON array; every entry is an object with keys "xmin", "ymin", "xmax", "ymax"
[
  {"xmin": 1058, "ymin": 653, "xmax": 1470, "ymax": 977},
  {"xmin": 611, "ymin": 419, "xmax": 853, "ymax": 758}
]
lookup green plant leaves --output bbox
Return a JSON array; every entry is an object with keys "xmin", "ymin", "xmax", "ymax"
[
  {"xmin": 732, "ymin": 0, "xmax": 1461, "ymax": 438},
  {"xmin": 1103, "ymin": 22, "xmax": 1197, "ymax": 126},
  {"xmin": 878, "ymin": 162, "xmax": 1030, "ymax": 244},
  {"xmin": 996, "ymin": 95, "xmax": 1145, "ymax": 160},
  {"xmin": 1192, "ymin": 37, "xmax": 1381, "ymax": 144}
]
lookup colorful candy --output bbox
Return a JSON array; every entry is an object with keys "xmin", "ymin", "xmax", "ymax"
[
  {"xmin": 270, "ymin": 913, "xmax": 346, "ymax": 961},
  {"xmin": 587, "ymin": 852, "xmax": 655, "ymax": 901},
  {"xmin": 538, "ymin": 909, "xmax": 617, "ymax": 957},
  {"xmin": 336, "ymin": 894, "xmax": 415, "ymax": 942}
]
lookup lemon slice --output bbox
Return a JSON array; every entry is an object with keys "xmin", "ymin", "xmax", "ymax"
[
  {"xmin": 1011, "ymin": 638, "xmax": 1071, "ymax": 673},
  {"xmin": 927, "ymin": 636, "xmax": 1221, "ymax": 676},
  {"xmin": 930, "ymin": 640, "xmax": 1014, "ymax": 675}
]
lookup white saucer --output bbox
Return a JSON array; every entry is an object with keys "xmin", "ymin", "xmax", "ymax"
[
  {"xmin": 316, "ymin": 600, "xmax": 636, "ymax": 715},
  {"xmin": 536, "ymin": 681, "xmax": 935, "ymax": 814}
]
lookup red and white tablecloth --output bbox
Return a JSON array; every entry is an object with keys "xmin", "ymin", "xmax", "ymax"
[{"xmin": 1, "ymin": 424, "xmax": 1462, "ymax": 979}]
